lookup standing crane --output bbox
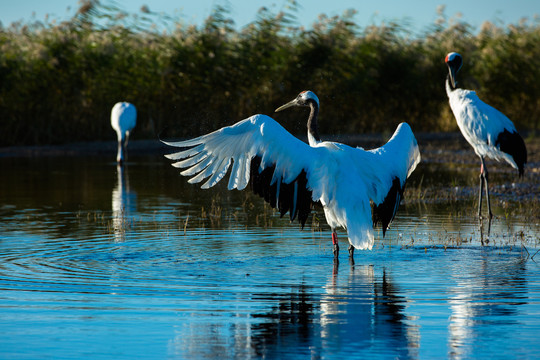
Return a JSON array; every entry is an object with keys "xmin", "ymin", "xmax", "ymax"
[
  {"xmin": 445, "ymin": 52, "xmax": 527, "ymax": 219},
  {"xmin": 164, "ymin": 91, "xmax": 420, "ymax": 259}
]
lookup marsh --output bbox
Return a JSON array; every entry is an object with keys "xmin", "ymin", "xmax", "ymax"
[{"xmin": 0, "ymin": 135, "xmax": 538, "ymax": 359}]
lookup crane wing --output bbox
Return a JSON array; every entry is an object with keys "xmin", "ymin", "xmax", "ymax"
[
  {"xmin": 367, "ymin": 123, "xmax": 420, "ymax": 235},
  {"xmin": 163, "ymin": 114, "xmax": 320, "ymax": 227},
  {"xmin": 460, "ymin": 91, "xmax": 516, "ymax": 144},
  {"xmin": 449, "ymin": 89, "xmax": 527, "ymax": 174}
]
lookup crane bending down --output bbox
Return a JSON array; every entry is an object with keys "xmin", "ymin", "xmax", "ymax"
[
  {"xmin": 163, "ymin": 91, "xmax": 420, "ymax": 259},
  {"xmin": 445, "ymin": 52, "xmax": 527, "ymax": 219},
  {"xmin": 111, "ymin": 102, "xmax": 137, "ymax": 164}
]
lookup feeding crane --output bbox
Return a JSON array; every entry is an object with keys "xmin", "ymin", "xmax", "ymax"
[{"xmin": 111, "ymin": 102, "xmax": 137, "ymax": 164}]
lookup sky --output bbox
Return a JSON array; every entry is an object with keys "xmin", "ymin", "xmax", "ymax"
[{"xmin": 1, "ymin": 0, "xmax": 540, "ymax": 33}]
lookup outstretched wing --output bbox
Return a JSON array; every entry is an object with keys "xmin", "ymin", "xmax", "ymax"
[
  {"xmin": 163, "ymin": 114, "xmax": 320, "ymax": 227},
  {"xmin": 368, "ymin": 122, "xmax": 420, "ymax": 235}
]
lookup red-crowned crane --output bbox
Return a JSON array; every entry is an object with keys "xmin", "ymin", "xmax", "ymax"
[
  {"xmin": 111, "ymin": 102, "xmax": 137, "ymax": 164},
  {"xmin": 163, "ymin": 91, "xmax": 420, "ymax": 259},
  {"xmin": 445, "ymin": 52, "xmax": 527, "ymax": 219}
]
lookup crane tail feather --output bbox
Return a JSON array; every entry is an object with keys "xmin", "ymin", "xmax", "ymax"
[{"xmin": 495, "ymin": 129, "xmax": 527, "ymax": 177}]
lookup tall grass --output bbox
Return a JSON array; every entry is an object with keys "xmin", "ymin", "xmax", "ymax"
[{"xmin": 0, "ymin": 1, "xmax": 539, "ymax": 146}]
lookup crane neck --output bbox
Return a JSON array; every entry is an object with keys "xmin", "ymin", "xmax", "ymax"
[
  {"xmin": 307, "ymin": 100, "xmax": 321, "ymax": 146},
  {"xmin": 445, "ymin": 75, "xmax": 456, "ymax": 96}
]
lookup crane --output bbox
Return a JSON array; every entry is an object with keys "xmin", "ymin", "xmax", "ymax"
[
  {"xmin": 164, "ymin": 91, "xmax": 420, "ymax": 259},
  {"xmin": 445, "ymin": 52, "xmax": 527, "ymax": 218}
]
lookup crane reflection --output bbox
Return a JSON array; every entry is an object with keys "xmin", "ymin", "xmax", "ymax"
[{"xmin": 111, "ymin": 164, "xmax": 137, "ymax": 241}]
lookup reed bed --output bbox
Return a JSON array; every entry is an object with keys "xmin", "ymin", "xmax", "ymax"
[{"xmin": 1, "ymin": 0, "xmax": 539, "ymax": 147}]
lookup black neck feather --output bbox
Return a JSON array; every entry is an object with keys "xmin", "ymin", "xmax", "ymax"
[
  {"xmin": 447, "ymin": 74, "xmax": 457, "ymax": 91},
  {"xmin": 307, "ymin": 100, "xmax": 321, "ymax": 142}
]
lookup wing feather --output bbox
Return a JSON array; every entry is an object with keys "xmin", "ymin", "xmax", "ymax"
[
  {"xmin": 172, "ymin": 151, "xmax": 208, "ymax": 169},
  {"xmin": 164, "ymin": 117, "xmax": 421, "ymax": 244},
  {"xmin": 165, "ymin": 144, "xmax": 205, "ymax": 160},
  {"xmin": 181, "ymin": 155, "xmax": 213, "ymax": 176},
  {"xmin": 227, "ymin": 156, "xmax": 243, "ymax": 190},
  {"xmin": 236, "ymin": 155, "xmax": 250, "ymax": 191},
  {"xmin": 367, "ymin": 122, "xmax": 420, "ymax": 235},
  {"xmin": 201, "ymin": 158, "xmax": 232, "ymax": 189},
  {"xmin": 163, "ymin": 114, "xmax": 322, "ymax": 226}
]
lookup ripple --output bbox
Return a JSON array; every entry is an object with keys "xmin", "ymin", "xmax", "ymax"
[{"xmin": 1, "ymin": 156, "xmax": 540, "ymax": 359}]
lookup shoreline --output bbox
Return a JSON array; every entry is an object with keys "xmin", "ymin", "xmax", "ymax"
[
  {"xmin": 0, "ymin": 132, "xmax": 474, "ymax": 158},
  {"xmin": 1, "ymin": 133, "xmax": 537, "ymax": 204}
]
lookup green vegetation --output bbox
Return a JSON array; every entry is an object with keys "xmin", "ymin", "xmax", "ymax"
[{"xmin": 1, "ymin": 1, "xmax": 539, "ymax": 146}]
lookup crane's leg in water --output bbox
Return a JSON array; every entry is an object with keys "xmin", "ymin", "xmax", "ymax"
[
  {"xmin": 348, "ymin": 244, "xmax": 354, "ymax": 258},
  {"xmin": 481, "ymin": 157, "xmax": 493, "ymax": 219},
  {"xmin": 478, "ymin": 158, "xmax": 485, "ymax": 218},
  {"xmin": 332, "ymin": 231, "xmax": 339, "ymax": 258}
]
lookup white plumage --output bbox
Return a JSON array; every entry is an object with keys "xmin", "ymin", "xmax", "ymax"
[
  {"xmin": 447, "ymin": 89, "xmax": 519, "ymax": 167},
  {"xmin": 164, "ymin": 91, "xmax": 420, "ymax": 257},
  {"xmin": 111, "ymin": 102, "xmax": 137, "ymax": 164},
  {"xmin": 445, "ymin": 52, "xmax": 527, "ymax": 218}
]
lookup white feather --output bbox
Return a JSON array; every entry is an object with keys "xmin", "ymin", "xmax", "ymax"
[
  {"xmin": 165, "ymin": 115, "xmax": 420, "ymax": 250},
  {"xmin": 165, "ymin": 144, "xmax": 204, "ymax": 160},
  {"xmin": 173, "ymin": 152, "xmax": 208, "ymax": 170},
  {"xmin": 111, "ymin": 102, "xmax": 137, "ymax": 163},
  {"xmin": 446, "ymin": 85, "xmax": 519, "ymax": 169},
  {"xmin": 201, "ymin": 158, "xmax": 231, "ymax": 189}
]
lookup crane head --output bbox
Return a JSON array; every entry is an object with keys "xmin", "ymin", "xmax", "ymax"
[
  {"xmin": 445, "ymin": 52, "xmax": 463, "ymax": 89},
  {"xmin": 275, "ymin": 90, "xmax": 319, "ymax": 112}
]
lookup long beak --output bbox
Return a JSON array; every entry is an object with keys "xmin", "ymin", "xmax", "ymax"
[
  {"xmin": 275, "ymin": 99, "xmax": 298, "ymax": 112},
  {"xmin": 448, "ymin": 66, "xmax": 457, "ymax": 88}
]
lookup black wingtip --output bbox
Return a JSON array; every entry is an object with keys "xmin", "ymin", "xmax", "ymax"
[{"xmin": 372, "ymin": 177, "xmax": 404, "ymax": 237}]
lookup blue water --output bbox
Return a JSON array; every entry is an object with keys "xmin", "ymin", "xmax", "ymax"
[{"xmin": 0, "ymin": 155, "xmax": 539, "ymax": 359}]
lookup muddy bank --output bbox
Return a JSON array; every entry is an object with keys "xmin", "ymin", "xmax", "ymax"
[{"xmin": 0, "ymin": 139, "xmax": 168, "ymax": 158}]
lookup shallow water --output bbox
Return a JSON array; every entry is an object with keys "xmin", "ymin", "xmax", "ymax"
[{"xmin": 0, "ymin": 154, "xmax": 539, "ymax": 359}]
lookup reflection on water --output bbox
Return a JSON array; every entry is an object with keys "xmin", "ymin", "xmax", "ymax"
[
  {"xmin": 448, "ymin": 255, "xmax": 528, "ymax": 360},
  {"xmin": 171, "ymin": 264, "xmax": 420, "ymax": 359},
  {"xmin": 0, "ymin": 154, "xmax": 539, "ymax": 359},
  {"xmin": 111, "ymin": 164, "xmax": 137, "ymax": 242},
  {"xmin": 319, "ymin": 265, "xmax": 419, "ymax": 359}
]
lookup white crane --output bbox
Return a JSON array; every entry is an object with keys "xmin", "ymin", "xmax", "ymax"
[
  {"xmin": 445, "ymin": 52, "xmax": 527, "ymax": 219},
  {"xmin": 163, "ymin": 91, "xmax": 420, "ymax": 259},
  {"xmin": 111, "ymin": 102, "xmax": 137, "ymax": 164}
]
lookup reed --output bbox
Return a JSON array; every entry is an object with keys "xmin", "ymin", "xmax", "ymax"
[{"xmin": 1, "ymin": 1, "xmax": 539, "ymax": 146}]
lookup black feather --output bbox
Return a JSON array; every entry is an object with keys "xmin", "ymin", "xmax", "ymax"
[
  {"xmin": 249, "ymin": 156, "xmax": 313, "ymax": 228},
  {"xmin": 371, "ymin": 177, "xmax": 404, "ymax": 237},
  {"xmin": 495, "ymin": 129, "xmax": 527, "ymax": 177}
]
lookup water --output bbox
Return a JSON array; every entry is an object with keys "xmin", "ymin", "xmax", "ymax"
[{"xmin": 1, "ymin": 152, "xmax": 539, "ymax": 359}]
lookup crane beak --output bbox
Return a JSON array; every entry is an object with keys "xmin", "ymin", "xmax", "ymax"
[
  {"xmin": 275, "ymin": 99, "xmax": 298, "ymax": 112},
  {"xmin": 447, "ymin": 66, "xmax": 458, "ymax": 88}
]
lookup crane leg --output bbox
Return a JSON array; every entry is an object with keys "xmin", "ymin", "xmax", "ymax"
[
  {"xmin": 481, "ymin": 158, "xmax": 493, "ymax": 219},
  {"xmin": 116, "ymin": 140, "xmax": 125, "ymax": 165},
  {"xmin": 332, "ymin": 231, "xmax": 339, "ymax": 258},
  {"xmin": 478, "ymin": 159, "xmax": 484, "ymax": 217}
]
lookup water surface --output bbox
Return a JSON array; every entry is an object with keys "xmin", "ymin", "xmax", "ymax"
[{"xmin": 0, "ymin": 153, "xmax": 539, "ymax": 359}]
